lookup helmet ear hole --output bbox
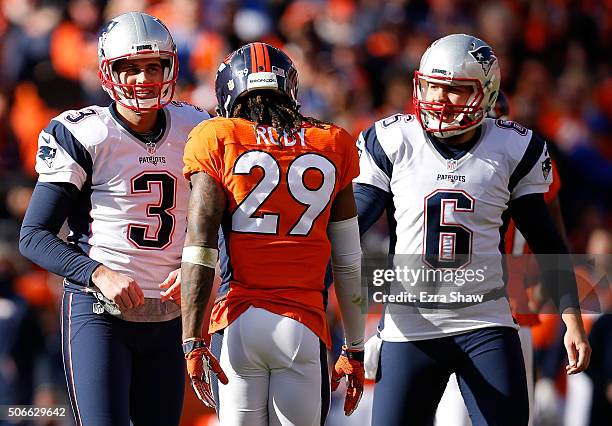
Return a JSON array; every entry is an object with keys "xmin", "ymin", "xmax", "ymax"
[{"xmin": 486, "ymin": 90, "xmax": 498, "ymax": 113}]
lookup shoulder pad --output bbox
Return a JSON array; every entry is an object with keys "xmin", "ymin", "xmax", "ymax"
[
  {"xmin": 167, "ymin": 101, "xmax": 211, "ymax": 126},
  {"xmin": 54, "ymin": 106, "xmax": 109, "ymax": 147}
]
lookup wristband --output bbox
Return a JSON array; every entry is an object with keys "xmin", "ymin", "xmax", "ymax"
[
  {"xmin": 182, "ymin": 337, "xmax": 207, "ymax": 355},
  {"xmin": 182, "ymin": 246, "xmax": 218, "ymax": 268}
]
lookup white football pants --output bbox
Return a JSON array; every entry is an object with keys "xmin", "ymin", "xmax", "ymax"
[{"xmin": 218, "ymin": 306, "xmax": 329, "ymax": 426}]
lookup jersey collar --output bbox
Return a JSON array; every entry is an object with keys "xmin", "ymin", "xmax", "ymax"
[
  {"xmin": 427, "ymin": 126, "xmax": 483, "ymax": 161},
  {"xmin": 109, "ymin": 102, "xmax": 170, "ymax": 154}
]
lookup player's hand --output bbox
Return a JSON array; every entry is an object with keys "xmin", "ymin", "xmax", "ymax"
[
  {"xmin": 331, "ymin": 345, "xmax": 365, "ymax": 416},
  {"xmin": 92, "ymin": 265, "xmax": 144, "ymax": 311},
  {"xmin": 183, "ymin": 337, "xmax": 228, "ymax": 408},
  {"xmin": 564, "ymin": 322, "xmax": 591, "ymax": 374},
  {"xmin": 159, "ymin": 268, "xmax": 181, "ymax": 305}
]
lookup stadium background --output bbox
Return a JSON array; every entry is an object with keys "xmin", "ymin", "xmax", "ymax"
[{"xmin": 0, "ymin": 0, "xmax": 609, "ymax": 425}]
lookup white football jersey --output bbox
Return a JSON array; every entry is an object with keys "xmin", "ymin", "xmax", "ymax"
[
  {"xmin": 35, "ymin": 102, "xmax": 210, "ymax": 298},
  {"xmin": 356, "ymin": 115, "xmax": 553, "ymax": 340}
]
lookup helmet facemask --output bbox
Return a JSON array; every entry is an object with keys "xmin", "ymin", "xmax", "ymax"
[
  {"xmin": 413, "ymin": 72, "xmax": 485, "ymax": 138},
  {"xmin": 99, "ymin": 50, "xmax": 178, "ymax": 112}
]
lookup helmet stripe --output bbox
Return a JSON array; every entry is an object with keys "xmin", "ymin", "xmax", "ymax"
[
  {"xmin": 262, "ymin": 44, "xmax": 271, "ymax": 72},
  {"xmin": 254, "ymin": 43, "xmax": 263, "ymax": 71},
  {"xmin": 253, "ymin": 42, "xmax": 269, "ymax": 72},
  {"xmin": 250, "ymin": 44, "xmax": 257, "ymax": 73}
]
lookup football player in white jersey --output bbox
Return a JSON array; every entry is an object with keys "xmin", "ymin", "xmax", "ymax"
[
  {"xmin": 354, "ymin": 34, "xmax": 591, "ymax": 425},
  {"xmin": 19, "ymin": 12, "xmax": 209, "ymax": 426}
]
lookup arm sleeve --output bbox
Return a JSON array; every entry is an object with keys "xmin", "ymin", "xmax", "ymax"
[
  {"xmin": 328, "ymin": 216, "xmax": 365, "ymax": 350},
  {"xmin": 354, "ymin": 182, "xmax": 391, "ymax": 236},
  {"xmin": 19, "ymin": 181, "xmax": 101, "ymax": 285},
  {"xmin": 323, "ymin": 182, "xmax": 391, "ymax": 290},
  {"xmin": 510, "ymin": 193, "xmax": 579, "ymax": 313}
]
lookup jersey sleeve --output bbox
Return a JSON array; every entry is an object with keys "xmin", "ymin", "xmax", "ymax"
[
  {"xmin": 510, "ymin": 133, "xmax": 553, "ymax": 200},
  {"xmin": 337, "ymin": 128, "xmax": 360, "ymax": 190},
  {"xmin": 354, "ymin": 124, "xmax": 392, "ymax": 193},
  {"xmin": 35, "ymin": 120, "xmax": 92, "ymax": 190},
  {"xmin": 183, "ymin": 122, "xmax": 224, "ymax": 183}
]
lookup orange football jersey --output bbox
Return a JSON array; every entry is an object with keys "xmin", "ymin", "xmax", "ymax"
[
  {"xmin": 183, "ymin": 117, "xmax": 360, "ymax": 348},
  {"xmin": 505, "ymin": 159, "xmax": 561, "ymax": 326}
]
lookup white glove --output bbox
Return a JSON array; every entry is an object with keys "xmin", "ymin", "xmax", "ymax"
[
  {"xmin": 534, "ymin": 377, "xmax": 561, "ymax": 425},
  {"xmin": 364, "ymin": 334, "xmax": 382, "ymax": 380}
]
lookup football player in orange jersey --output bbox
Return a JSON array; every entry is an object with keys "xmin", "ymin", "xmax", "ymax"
[{"xmin": 180, "ymin": 42, "xmax": 366, "ymax": 425}]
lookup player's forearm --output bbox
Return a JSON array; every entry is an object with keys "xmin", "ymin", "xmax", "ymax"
[
  {"xmin": 561, "ymin": 309, "xmax": 587, "ymax": 332},
  {"xmin": 511, "ymin": 193, "xmax": 580, "ymax": 313},
  {"xmin": 19, "ymin": 181, "xmax": 101, "ymax": 285},
  {"xmin": 181, "ymin": 263, "xmax": 215, "ymax": 340},
  {"xmin": 334, "ymin": 264, "xmax": 366, "ymax": 349},
  {"xmin": 329, "ymin": 216, "xmax": 365, "ymax": 350},
  {"xmin": 181, "ymin": 172, "xmax": 226, "ymax": 340},
  {"xmin": 20, "ymin": 226, "xmax": 101, "ymax": 284}
]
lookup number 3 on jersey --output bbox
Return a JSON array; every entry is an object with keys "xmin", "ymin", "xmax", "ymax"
[
  {"xmin": 231, "ymin": 151, "xmax": 336, "ymax": 236},
  {"xmin": 127, "ymin": 172, "xmax": 176, "ymax": 249},
  {"xmin": 423, "ymin": 189, "xmax": 474, "ymax": 269}
]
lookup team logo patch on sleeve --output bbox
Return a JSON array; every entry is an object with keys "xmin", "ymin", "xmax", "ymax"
[
  {"xmin": 38, "ymin": 146, "xmax": 57, "ymax": 167},
  {"xmin": 469, "ymin": 45, "xmax": 497, "ymax": 76},
  {"xmin": 541, "ymin": 155, "xmax": 552, "ymax": 180}
]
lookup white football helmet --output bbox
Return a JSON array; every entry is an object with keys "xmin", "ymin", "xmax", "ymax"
[
  {"xmin": 413, "ymin": 34, "xmax": 500, "ymax": 138},
  {"xmin": 98, "ymin": 12, "xmax": 178, "ymax": 111}
]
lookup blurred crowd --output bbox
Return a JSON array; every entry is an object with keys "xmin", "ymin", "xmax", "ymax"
[{"xmin": 0, "ymin": 0, "xmax": 610, "ymax": 425}]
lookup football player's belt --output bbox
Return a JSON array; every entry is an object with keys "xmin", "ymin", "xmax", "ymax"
[{"xmin": 403, "ymin": 286, "xmax": 507, "ymax": 309}]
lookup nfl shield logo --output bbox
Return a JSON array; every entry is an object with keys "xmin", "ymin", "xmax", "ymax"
[
  {"xmin": 146, "ymin": 142, "xmax": 157, "ymax": 155},
  {"xmin": 447, "ymin": 159, "xmax": 458, "ymax": 172}
]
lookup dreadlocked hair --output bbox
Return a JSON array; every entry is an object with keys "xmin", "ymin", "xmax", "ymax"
[{"xmin": 231, "ymin": 91, "xmax": 329, "ymax": 137}]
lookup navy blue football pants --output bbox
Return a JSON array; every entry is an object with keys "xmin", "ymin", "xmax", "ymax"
[
  {"xmin": 372, "ymin": 326, "xmax": 529, "ymax": 426},
  {"xmin": 61, "ymin": 290, "xmax": 184, "ymax": 426}
]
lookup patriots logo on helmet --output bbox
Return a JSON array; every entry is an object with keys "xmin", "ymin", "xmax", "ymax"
[
  {"xmin": 38, "ymin": 146, "xmax": 57, "ymax": 168},
  {"xmin": 469, "ymin": 45, "xmax": 497, "ymax": 76}
]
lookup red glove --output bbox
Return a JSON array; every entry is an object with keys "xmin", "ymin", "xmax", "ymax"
[
  {"xmin": 331, "ymin": 345, "xmax": 365, "ymax": 416},
  {"xmin": 183, "ymin": 337, "xmax": 228, "ymax": 408}
]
